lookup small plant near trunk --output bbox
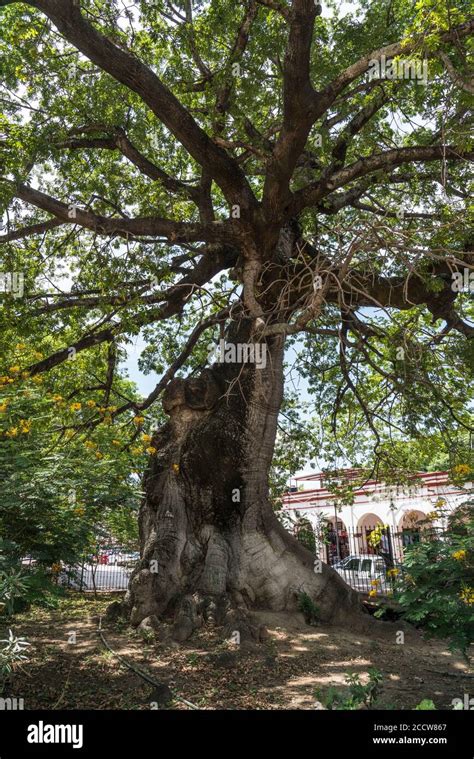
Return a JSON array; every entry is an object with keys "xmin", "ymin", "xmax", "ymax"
[
  {"xmin": 297, "ymin": 592, "xmax": 320, "ymax": 625},
  {"xmin": 316, "ymin": 668, "xmax": 383, "ymax": 710},
  {"xmin": 414, "ymin": 699, "xmax": 436, "ymax": 710},
  {"xmin": 0, "ymin": 630, "xmax": 30, "ymax": 694}
]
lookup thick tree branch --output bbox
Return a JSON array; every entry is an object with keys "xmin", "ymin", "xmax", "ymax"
[
  {"xmin": 0, "ymin": 217, "xmax": 63, "ymax": 242},
  {"xmin": 214, "ymin": 1, "xmax": 257, "ymax": 133},
  {"xmin": 13, "ymin": 182, "xmax": 235, "ymax": 244},
  {"xmin": 58, "ymin": 127, "xmax": 202, "ymax": 203},
  {"xmin": 22, "ymin": 250, "xmax": 237, "ymax": 382},
  {"xmin": 255, "ymin": 0, "xmax": 290, "ymax": 21},
  {"xmin": 25, "ymin": 0, "xmax": 258, "ymax": 215},
  {"xmin": 28, "ymin": 242, "xmax": 238, "ymax": 320},
  {"xmin": 310, "ymin": 19, "xmax": 474, "ymax": 122},
  {"xmin": 25, "ymin": 326, "xmax": 116, "ymax": 377},
  {"xmin": 292, "ymin": 145, "xmax": 473, "ymax": 213},
  {"xmin": 262, "ymin": 0, "xmax": 319, "ymax": 219},
  {"xmin": 437, "ymin": 50, "xmax": 474, "ymax": 94},
  {"xmin": 328, "ymin": 85, "xmax": 394, "ymax": 170}
]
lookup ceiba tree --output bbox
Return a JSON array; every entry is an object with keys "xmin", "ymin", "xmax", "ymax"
[{"xmin": 0, "ymin": 0, "xmax": 472, "ymax": 639}]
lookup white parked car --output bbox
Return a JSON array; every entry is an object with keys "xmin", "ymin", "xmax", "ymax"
[{"xmin": 332, "ymin": 554, "xmax": 390, "ymax": 593}]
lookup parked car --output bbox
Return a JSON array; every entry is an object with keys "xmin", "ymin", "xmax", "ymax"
[{"xmin": 332, "ymin": 554, "xmax": 391, "ymax": 592}]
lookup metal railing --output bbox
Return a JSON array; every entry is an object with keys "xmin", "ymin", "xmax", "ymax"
[
  {"xmin": 313, "ymin": 524, "xmax": 432, "ymax": 595},
  {"xmin": 63, "ymin": 546, "xmax": 139, "ymax": 592},
  {"xmin": 22, "ymin": 545, "xmax": 140, "ymax": 592}
]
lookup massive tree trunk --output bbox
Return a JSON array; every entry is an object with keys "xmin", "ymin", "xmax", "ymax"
[{"xmin": 123, "ymin": 315, "xmax": 368, "ymax": 641}]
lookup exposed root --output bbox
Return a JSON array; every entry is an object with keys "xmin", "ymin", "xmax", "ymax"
[{"xmin": 118, "ymin": 523, "xmax": 373, "ymax": 644}]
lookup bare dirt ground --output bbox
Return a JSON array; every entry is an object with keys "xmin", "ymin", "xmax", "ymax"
[{"xmin": 4, "ymin": 594, "xmax": 472, "ymax": 710}]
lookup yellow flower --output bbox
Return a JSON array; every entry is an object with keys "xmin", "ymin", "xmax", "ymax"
[
  {"xmin": 21, "ymin": 371, "xmax": 30, "ymax": 380},
  {"xmin": 452, "ymin": 464, "xmax": 471, "ymax": 476},
  {"xmin": 8, "ymin": 366, "xmax": 20, "ymax": 374},
  {"xmin": 15, "ymin": 343, "xmax": 26, "ymax": 351},
  {"xmin": 172, "ymin": 463, "xmax": 180, "ymax": 474},
  {"xmin": 141, "ymin": 434, "xmax": 152, "ymax": 443},
  {"xmin": 84, "ymin": 440, "xmax": 96, "ymax": 449},
  {"xmin": 6, "ymin": 427, "xmax": 18, "ymax": 437},
  {"xmin": 86, "ymin": 400, "xmax": 96, "ymax": 408},
  {"xmin": 111, "ymin": 440, "xmax": 121, "ymax": 447},
  {"xmin": 371, "ymin": 579, "xmax": 380, "ymax": 586},
  {"xmin": 106, "ymin": 405, "xmax": 117, "ymax": 413},
  {"xmin": 0, "ymin": 376, "xmax": 9, "ymax": 385},
  {"xmin": 51, "ymin": 562, "xmax": 62, "ymax": 573},
  {"xmin": 70, "ymin": 402, "xmax": 82, "ymax": 412},
  {"xmin": 426, "ymin": 511, "xmax": 439, "ymax": 521},
  {"xmin": 459, "ymin": 587, "xmax": 474, "ymax": 606},
  {"xmin": 74, "ymin": 507, "xmax": 85, "ymax": 517},
  {"xmin": 98, "ymin": 407, "xmax": 107, "ymax": 414},
  {"xmin": 133, "ymin": 415, "xmax": 145, "ymax": 426},
  {"xmin": 435, "ymin": 497, "xmax": 446, "ymax": 509},
  {"xmin": 367, "ymin": 523, "xmax": 389, "ymax": 548},
  {"xmin": 387, "ymin": 568, "xmax": 400, "ymax": 577},
  {"xmin": 130, "ymin": 446, "xmax": 142, "ymax": 455},
  {"xmin": 32, "ymin": 375, "xmax": 43, "ymax": 384},
  {"xmin": 95, "ymin": 451, "xmax": 103, "ymax": 460},
  {"xmin": 368, "ymin": 589, "xmax": 377, "ymax": 598},
  {"xmin": 33, "ymin": 351, "xmax": 43, "ymax": 360},
  {"xmin": 52, "ymin": 395, "xmax": 64, "ymax": 403},
  {"xmin": 146, "ymin": 446, "xmax": 157, "ymax": 455},
  {"xmin": 19, "ymin": 419, "xmax": 31, "ymax": 434},
  {"xmin": 452, "ymin": 550, "xmax": 467, "ymax": 561},
  {"xmin": 0, "ymin": 402, "xmax": 9, "ymax": 413}
]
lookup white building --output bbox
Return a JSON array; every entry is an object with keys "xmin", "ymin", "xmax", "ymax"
[{"xmin": 282, "ymin": 469, "xmax": 471, "ymax": 564}]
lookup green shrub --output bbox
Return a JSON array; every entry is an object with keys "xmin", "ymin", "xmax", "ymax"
[
  {"xmin": 394, "ymin": 501, "xmax": 474, "ymax": 656},
  {"xmin": 0, "ymin": 566, "xmax": 29, "ymax": 616},
  {"xmin": 316, "ymin": 668, "xmax": 383, "ymax": 710},
  {"xmin": 298, "ymin": 592, "xmax": 320, "ymax": 625},
  {"xmin": 414, "ymin": 699, "xmax": 436, "ymax": 710},
  {"xmin": 0, "ymin": 543, "xmax": 64, "ymax": 614}
]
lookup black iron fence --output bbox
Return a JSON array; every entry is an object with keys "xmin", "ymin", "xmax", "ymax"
[{"xmin": 319, "ymin": 523, "xmax": 428, "ymax": 595}]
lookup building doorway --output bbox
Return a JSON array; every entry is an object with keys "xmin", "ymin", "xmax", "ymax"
[{"xmin": 325, "ymin": 517, "xmax": 350, "ymax": 564}]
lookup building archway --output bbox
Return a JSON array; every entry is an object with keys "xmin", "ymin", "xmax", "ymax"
[
  {"xmin": 398, "ymin": 509, "xmax": 431, "ymax": 547},
  {"xmin": 325, "ymin": 516, "xmax": 350, "ymax": 564},
  {"xmin": 356, "ymin": 513, "xmax": 384, "ymax": 554}
]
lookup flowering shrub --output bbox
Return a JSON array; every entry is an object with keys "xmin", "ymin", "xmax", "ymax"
[
  {"xmin": 0, "ymin": 341, "xmax": 148, "ymax": 562},
  {"xmin": 395, "ymin": 499, "xmax": 473, "ymax": 655}
]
